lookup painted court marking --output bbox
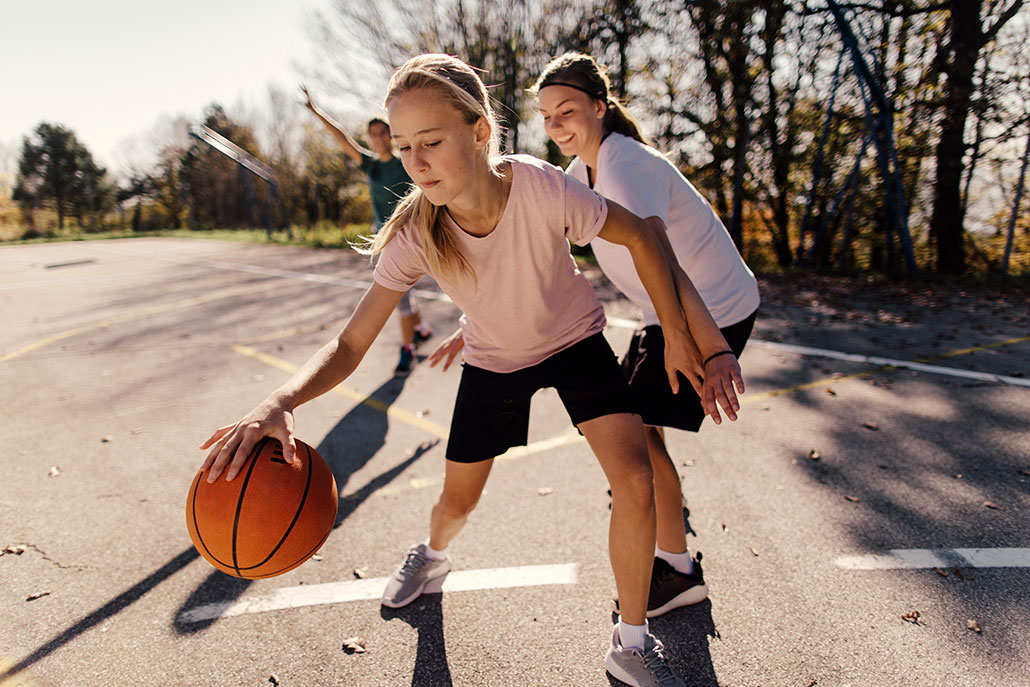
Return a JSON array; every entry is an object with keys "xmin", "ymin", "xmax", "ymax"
[
  {"xmin": 176, "ymin": 563, "xmax": 578, "ymax": 624},
  {"xmin": 834, "ymin": 547, "xmax": 1030, "ymax": 570}
]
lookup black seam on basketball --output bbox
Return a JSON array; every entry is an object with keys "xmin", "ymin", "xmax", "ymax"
[
  {"xmin": 231, "ymin": 438, "xmax": 267, "ymax": 576},
  {"xmin": 237, "ymin": 442, "xmax": 313, "ymax": 572},
  {"xmin": 189, "ymin": 472, "xmax": 224, "ymax": 567}
]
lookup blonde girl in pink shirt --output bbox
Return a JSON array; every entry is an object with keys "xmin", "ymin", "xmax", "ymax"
[{"xmin": 200, "ymin": 53, "xmax": 732, "ymax": 687}]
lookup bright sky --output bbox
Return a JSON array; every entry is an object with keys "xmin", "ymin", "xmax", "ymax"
[{"xmin": 0, "ymin": 0, "xmax": 327, "ymax": 175}]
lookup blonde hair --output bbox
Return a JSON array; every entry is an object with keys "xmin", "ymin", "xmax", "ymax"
[
  {"xmin": 532, "ymin": 52, "xmax": 650, "ymax": 146},
  {"xmin": 362, "ymin": 54, "xmax": 502, "ymax": 282}
]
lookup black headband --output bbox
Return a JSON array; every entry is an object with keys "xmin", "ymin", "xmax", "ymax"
[{"xmin": 538, "ymin": 79, "xmax": 606, "ymax": 101}]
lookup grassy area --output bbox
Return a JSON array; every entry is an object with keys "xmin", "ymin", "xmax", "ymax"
[{"xmin": 0, "ymin": 222, "xmax": 375, "ymax": 250}]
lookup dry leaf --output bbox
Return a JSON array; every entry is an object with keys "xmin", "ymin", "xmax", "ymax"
[
  {"xmin": 1017, "ymin": 469, "xmax": 1030, "ymax": 477},
  {"xmin": 100, "ymin": 435, "xmax": 112, "ymax": 443},
  {"xmin": 984, "ymin": 501, "xmax": 1004, "ymax": 511},
  {"xmin": 953, "ymin": 567, "xmax": 966, "ymax": 580},
  {"xmin": 808, "ymin": 449, "xmax": 821, "ymax": 461},
  {"xmin": 682, "ymin": 459, "xmax": 696, "ymax": 467},
  {"xmin": 342, "ymin": 637, "xmax": 367, "ymax": 654},
  {"xmin": 311, "ymin": 553, "xmax": 323, "ymax": 562},
  {"xmin": 268, "ymin": 675, "xmax": 280, "ymax": 686},
  {"xmin": 26, "ymin": 591, "xmax": 50, "ymax": 601},
  {"xmin": 761, "ymin": 404, "xmax": 770, "ymax": 411},
  {"xmin": 966, "ymin": 619, "xmax": 982, "ymax": 633},
  {"xmin": 900, "ymin": 610, "xmax": 921, "ymax": 624},
  {"xmin": 953, "ymin": 473, "xmax": 963, "ymax": 479},
  {"xmin": 825, "ymin": 387, "xmax": 837, "ymax": 396},
  {"xmin": 862, "ymin": 422, "xmax": 880, "ymax": 431},
  {"xmin": 749, "ymin": 547, "xmax": 759, "ymax": 557},
  {"xmin": 537, "ymin": 487, "xmax": 553, "ymax": 496},
  {"xmin": 353, "ymin": 567, "xmax": 368, "ymax": 579},
  {"xmin": 934, "ymin": 567, "xmax": 949, "ymax": 577},
  {"xmin": 3, "ymin": 544, "xmax": 27, "ymax": 556},
  {"xmin": 48, "ymin": 466, "xmax": 61, "ymax": 478},
  {"xmin": 721, "ymin": 523, "xmax": 729, "ymax": 533},
  {"xmin": 416, "ymin": 409, "xmax": 431, "ymax": 418},
  {"xmin": 844, "ymin": 495, "xmax": 861, "ymax": 503}
]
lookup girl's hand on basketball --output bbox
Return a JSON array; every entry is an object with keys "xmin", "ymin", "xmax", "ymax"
[
  {"xmin": 701, "ymin": 354, "xmax": 745, "ymax": 425},
  {"xmin": 199, "ymin": 404, "xmax": 298, "ymax": 482},
  {"xmin": 428, "ymin": 328, "xmax": 465, "ymax": 371}
]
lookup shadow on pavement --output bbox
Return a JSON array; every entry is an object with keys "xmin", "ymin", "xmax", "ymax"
[{"xmin": 380, "ymin": 593, "xmax": 453, "ymax": 687}]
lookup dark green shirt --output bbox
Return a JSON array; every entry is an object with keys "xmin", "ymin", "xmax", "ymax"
[{"xmin": 359, "ymin": 153, "xmax": 412, "ymax": 228}]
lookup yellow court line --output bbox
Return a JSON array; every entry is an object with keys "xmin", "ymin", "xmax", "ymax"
[
  {"xmin": 0, "ymin": 284, "xmax": 268, "ymax": 364},
  {"xmin": 918, "ymin": 333, "xmax": 1030, "ymax": 360},
  {"xmin": 231, "ymin": 344, "xmax": 450, "ymax": 439},
  {"xmin": 0, "ymin": 656, "xmax": 53, "ymax": 687}
]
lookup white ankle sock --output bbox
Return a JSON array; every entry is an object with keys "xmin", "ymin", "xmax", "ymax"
[
  {"xmin": 424, "ymin": 539, "xmax": 447, "ymax": 560},
  {"xmin": 618, "ymin": 619, "xmax": 648, "ymax": 651},
  {"xmin": 656, "ymin": 547, "xmax": 695, "ymax": 575}
]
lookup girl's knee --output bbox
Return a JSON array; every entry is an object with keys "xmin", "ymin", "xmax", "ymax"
[
  {"xmin": 437, "ymin": 489, "xmax": 481, "ymax": 518},
  {"xmin": 610, "ymin": 456, "xmax": 654, "ymax": 503}
]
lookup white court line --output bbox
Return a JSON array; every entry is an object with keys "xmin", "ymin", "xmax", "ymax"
[
  {"xmin": 834, "ymin": 548, "xmax": 1030, "ymax": 570},
  {"xmin": 751, "ymin": 340, "xmax": 1030, "ymax": 388},
  {"xmin": 177, "ymin": 563, "xmax": 578, "ymax": 624}
]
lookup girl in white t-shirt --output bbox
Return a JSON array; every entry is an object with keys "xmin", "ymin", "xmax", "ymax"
[
  {"xmin": 198, "ymin": 54, "xmax": 730, "ymax": 687},
  {"xmin": 534, "ymin": 52, "xmax": 761, "ymax": 619}
]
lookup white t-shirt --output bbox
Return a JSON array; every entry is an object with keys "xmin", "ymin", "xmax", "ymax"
[
  {"xmin": 567, "ymin": 133, "xmax": 760, "ymax": 328},
  {"xmin": 374, "ymin": 155, "xmax": 608, "ymax": 373}
]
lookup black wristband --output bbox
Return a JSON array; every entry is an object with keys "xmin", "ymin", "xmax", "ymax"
[{"xmin": 703, "ymin": 350, "xmax": 735, "ymax": 366}]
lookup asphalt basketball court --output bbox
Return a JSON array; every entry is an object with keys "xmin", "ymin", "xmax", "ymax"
[{"xmin": 1, "ymin": 238, "xmax": 1027, "ymax": 686}]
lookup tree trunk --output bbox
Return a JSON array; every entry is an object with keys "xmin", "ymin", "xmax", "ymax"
[{"xmin": 929, "ymin": 0, "xmax": 982, "ymax": 274}]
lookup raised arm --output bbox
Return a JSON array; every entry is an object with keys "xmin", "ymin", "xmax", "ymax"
[
  {"xmin": 300, "ymin": 85, "xmax": 367, "ymax": 165},
  {"xmin": 199, "ymin": 282, "xmax": 403, "ymax": 481}
]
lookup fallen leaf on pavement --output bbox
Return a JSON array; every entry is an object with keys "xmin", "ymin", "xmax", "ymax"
[
  {"xmin": 269, "ymin": 675, "xmax": 280, "ymax": 686},
  {"xmin": 966, "ymin": 619, "xmax": 982, "ymax": 633},
  {"xmin": 984, "ymin": 501, "xmax": 1004, "ymax": 510},
  {"xmin": 3, "ymin": 545, "xmax": 27, "ymax": 556},
  {"xmin": 934, "ymin": 568, "xmax": 949, "ymax": 577},
  {"xmin": 342, "ymin": 637, "xmax": 367, "ymax": 654},
  {"xmin": 353, "ymin": 567, "xmax": 368, "ymax": 579},
  {"xmin": 825, "ymin": 387, "xmax": 837, "ymax": 396},
  {"xmin": 901, "ymin": 610, "xmax": 921, "ymax": 624},
  {"xmin": 26, "ymin": 591, "xmax": 50, "ymax": 601},
  {"xmin": 953, "ymin": 473, "xmax": 963, "ymax": 479},
  {"xmin": 749, "ymin": 547, "xmax": 759, "ymax": 557},
  {"xmin": 1018, "ymin": 469, "xmax": 1030, "ymax": 477},
  {"xmin": 537, "ymin": 487, "xmax": 553, "ymax": 496},
  {"xmin": 844, "ymin": 495, "xmax": 860, "ymax": 502},
  {"xmin": 862, "ymin": 422, "xmax": 880, "ymax": 431},
  {"xmin": 953, "ymin": 567, "xmax": 966, "ymax": 580},
  {"xmin": 100, "ymin": 435, "xmax": 112, "ymax": 443},
  {"xmin": 809, "ymin": 449, "xmax": 821, "ymax": 461},
  {"xmin": 48, "ymin": 466, "xmax": 61, "ymax": 478},
  {"xmin": 416, "ymin": 409, "xmax": 431, "ymax": 417}
]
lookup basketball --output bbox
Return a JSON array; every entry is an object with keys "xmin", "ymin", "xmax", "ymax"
[{"xmin": 186, "ymin": 437, "xmax": 338, "ymax": 579}]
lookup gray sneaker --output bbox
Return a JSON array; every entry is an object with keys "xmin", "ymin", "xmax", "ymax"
[
  {"xmin": 381, "ymin": 543, "xmax": 451, "ymax": 608},
  {"xmin": 605, "ymin": 626, "xmax": 685, "ymax": 687}
]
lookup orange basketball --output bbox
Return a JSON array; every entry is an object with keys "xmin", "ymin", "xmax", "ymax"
[{"xmin": 186, "ymin": 437, "xmax": 338, "ymax": 579}]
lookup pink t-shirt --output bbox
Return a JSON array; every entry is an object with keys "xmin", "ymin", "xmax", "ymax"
[{"xmin": 373, "ymin": 154, "xmax": 609, "ymax": 373}]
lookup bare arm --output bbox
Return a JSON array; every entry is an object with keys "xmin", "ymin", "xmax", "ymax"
[
  {"xmin": 596, "ymin": 201, "xmax": 699, "ymax": 394},
  {"xmin": 644, "ymin": 216, "xmax": 745, "ymax": 423},
  {"xmin": 300, "ymin": 85, "xmax": 367, "ymax": 165},
  {"xmin": 199, "ymin": 282, "xmax": 403, "ymax": 481}
]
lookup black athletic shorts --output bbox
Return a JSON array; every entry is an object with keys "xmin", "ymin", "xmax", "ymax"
[
  {"xmin": 446, "ymin": 332, "xmax": 635, "ymax": 463},
  {"xmin": 621, "ymin": 309, "xmax": 757, "ymax": 432}
]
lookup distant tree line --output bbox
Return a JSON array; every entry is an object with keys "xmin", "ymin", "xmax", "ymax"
[{"xmin": 7, "ymin": 0, "xmax": 1030, "ymax": 276}]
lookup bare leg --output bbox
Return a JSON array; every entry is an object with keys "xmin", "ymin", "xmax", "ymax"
[
  {"xmin": 579, "ymin": 413, "xmax": 655, "ymax": 626},
  {"xmin": 428, "ymin": 458, "xmax": 494, "ymax": 551},
  {"xmin": 646, "ymin": 426, "xmax": 688, "ymax": 554},
  {"xmin": 399, "ymin": 312, "xmax": 420, "ymax": 346}
]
